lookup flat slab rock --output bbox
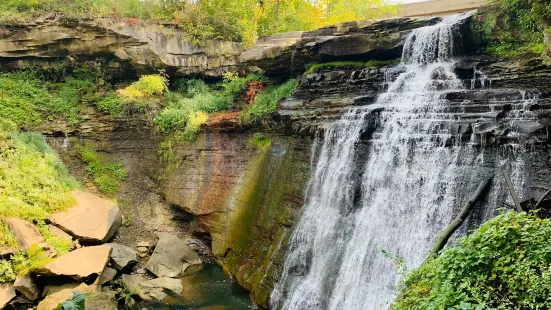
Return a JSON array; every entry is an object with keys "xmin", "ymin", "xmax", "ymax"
[
  {"xmin": 36, "ymin": 245, "xmax": 112, "ymax": 281},
  {"xmin": 5, "ymin": 218, "xmax": 44, "ymax": 251},
  {"xmin": 0, "ymin": 283, "xmax": 16, "ymax": 309},
  {"xmin": 146, "ymin": 233, "xmax": 202, "ymax": 278},
  {"xmin": 13, "ymin": 273, "xmax": 39, "ymax": 301},
  {"xmin": 37, "ymin": 283, "xmax": 100, "ymax": 310},
  {"xmin": 49, "ymin": 191, "xmax": 122, "ymax": 243},
  {"xmin": 121, "ymin": 274, "xmax": 182, "ymax": 302}
]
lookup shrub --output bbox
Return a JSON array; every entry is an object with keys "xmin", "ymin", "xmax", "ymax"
[
  {"xmin": 173, "ymin": 78, "xmax": 211, "ymax": 97},
  {"xmin": 96, "ymin": 93, "xmax": 126, "ymax": 116},
  {"xmin": 75, "ymin": 143, "xmax": 127, "ymax": 196},
  {"xmin": 241, "ymin": 79, "xmax": 298, "ymax": 125},
  {"xmin": 393, "ymin": 211, "xmax": 551, "ymax": 310},
  {"xmin": 117, "ymin": 74, "xmax": 168, "ymax": 102},
  {"xmin": 0, "ymin": 132, "xmax": 78, "ymax": 221}
]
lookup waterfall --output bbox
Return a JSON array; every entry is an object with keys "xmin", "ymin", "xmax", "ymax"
[{"xmin": 271, "ymin": 15, "xmax": 533, "ymax": 310}]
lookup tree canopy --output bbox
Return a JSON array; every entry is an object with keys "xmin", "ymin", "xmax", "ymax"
[{"xmin": 0, "ymin": 0, "xmax": 397, "ymax": 45}]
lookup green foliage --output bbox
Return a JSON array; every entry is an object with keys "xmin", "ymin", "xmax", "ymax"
[
  {"xmin": 156, "ymin": 73, "xmax": 267, "ymax": 137},
  {"xmin": 55, "ymin": 291, "xmax": 88, "ymax": 310},
  {"xmin": 487, "ymin": 40, "xmax": 546, "ymax": 58},
  {"xmin": 96, "ymin": 93, "xmax": 126, "ymax": 116},
  {"xmin": 304, "ymin": 59, "xmax": 400, "ymax": 74},
  {"xmin": 241, "ymin": 79, "xmax": 298, "ymax": 125},
  {"xmin": 249, "ymin": 135, "xmax": 271, "ymax": 147},
  {"xmin": 0, "ymin": 0, "xmax": 396, "ymax": 46},
  {"xmin": 173, "ymin": 78, "xmax": 210, "ymax": 97},
  {"xmin": 75, "ymin": 143, "xmax": 127, "ymax": 196},
  {"xmin": 394, "ymin": 211, "xmax": 551, "ymax": 310},
  {"xmin": 484, "ymin": 0, "xmax": 550, "ymax": 59},
  {"xmin": 0, "ymin": 132, "xmax": 78, "ymax": 221},
  {"xmin": 0, "ymin": 70, "xmax": 102, "ymax": 127},
  {"xmin": 0, "ymin": 221, "xmax": 17, "ymax": 248},
  {"xmin": 36, "ymin": 221, "xmax": 71, "ymax": 256},
  {"xmin": 0, "ymin": 244, "xmax": 54, "ymax": 283}
]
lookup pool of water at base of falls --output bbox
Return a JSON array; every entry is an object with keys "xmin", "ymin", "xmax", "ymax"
[{"xmin": 137, "ymin": 264, "xmax": 256, "ymax": 310}]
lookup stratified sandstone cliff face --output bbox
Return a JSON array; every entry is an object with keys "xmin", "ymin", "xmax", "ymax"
[
  {"xmin": 0, "ymin": 15, "xmax": 241, "ymax": 77},
  {"xmin": 160, "ymin": 133, "xmax": 311, "ymax": 308},
  {"xmin": 240, "ymin": 17, "xmax": 440, "ymax": 76}
]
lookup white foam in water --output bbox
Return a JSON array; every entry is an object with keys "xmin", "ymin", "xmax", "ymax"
[{"xmin": 271, "ymin": 15, "xmax": 531, "ymax": 310}]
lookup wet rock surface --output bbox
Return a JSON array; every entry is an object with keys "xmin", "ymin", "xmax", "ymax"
[
  {"xmin": 105, "ymin": 243, "xmax": 137, "ymax": 272},
  {"xmin": 240, "ymin": 17, "xmax": 440, "ymax": 76},
  {"xmin": 145, "ymin": 233, "xmax": 202, "ymax": 278}
]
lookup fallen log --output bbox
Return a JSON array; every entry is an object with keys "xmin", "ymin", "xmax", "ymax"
[
  {"xmin": 501, "ymin": 168, "xmax": 523, "ymax": 212},
  {"xmin": 427, "ymin": 177, "xmax": 493, "ymax": 259},
  {"xmin": 534, "ymin": 186, "xmax": 551, "ymax": 210}
]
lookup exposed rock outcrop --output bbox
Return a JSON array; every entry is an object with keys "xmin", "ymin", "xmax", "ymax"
[
  {"xmin": 0, "ymin": 14, "xmax": 241, "ymax": 77},
  {"xmin": 240, "ymin": 17, "xmax": 439, "ymax": 75},
  {"xmin": 49, "ymin": 191, "xmax": 122, "ymax": 244}
]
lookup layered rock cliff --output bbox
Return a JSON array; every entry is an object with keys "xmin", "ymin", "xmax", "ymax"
[{"xmin": 5, "ymin": 6, "xmax": 551, "ymax": 309}]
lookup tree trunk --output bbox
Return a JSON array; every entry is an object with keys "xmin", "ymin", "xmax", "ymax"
[{"xmin": 426, "ymin": 177, "xmax": 492, "ymax": 260}]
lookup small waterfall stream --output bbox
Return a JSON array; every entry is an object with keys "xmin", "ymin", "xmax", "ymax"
[{"xmin": 271, "ymin": 15, "xmax": 535, "ymax": 310}]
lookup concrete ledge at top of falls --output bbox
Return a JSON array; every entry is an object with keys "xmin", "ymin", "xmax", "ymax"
[
  {"xmin": 239, "ymin": 17, "xmax": 441, "ymax": 76},
  {"xmin": 0, "ymin": 14, "xmax": 242, "ymax": 77}
]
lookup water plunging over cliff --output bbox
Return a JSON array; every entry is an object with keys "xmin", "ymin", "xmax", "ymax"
[{"xmin": 271, "ymin": 15, "xmax": 533, "ymax": 309}]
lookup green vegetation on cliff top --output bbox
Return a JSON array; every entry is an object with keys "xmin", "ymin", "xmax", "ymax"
[
  {"xmin": 481, "ymin": 0, "xmax": 551, "ymax": 59},
  {"xmin": 0, "ymin": 0, "xmax": 397, "ymax": 46},
  {"xmin": 394, "ymin": 211, "xmax": 551, "ymax": 310}
]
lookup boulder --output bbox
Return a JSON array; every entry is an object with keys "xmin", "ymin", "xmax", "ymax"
[
  {"xmin": 85, "ymin": 290, "xmax": 117, "ymax": 310},
  {"xmin": 105, "ymin": 243, "xmax": 137, "ymax": 272},
  {"xmin": 0, "ymin": 283, "xmax": 16, "ymax": 309},
  {"xmin": 0, "ymin": 246, "xmax": 16, "ymax": 258},
  {"xmin": 5, "ymin": 218, "xmax": 44, "ymax": 251},
  {"xmin": 137, "ymin": 241, "xmax": 150, "ymax": 248},
  {"xmin": 13, "ymin": 273, "xmax": 39, "ymax": 301},
  {"xmin": 121, "ymin": 274, "xmax": 145, "ymax": 295},
  {"xmin": 146, "ymin": 233, "xmax": 202, "ymax": 278},
  {"xmin": 138, "ymin": 277, "xmax": 183, "ymax": 302},
  {"xmin": 97, "ymin": 267, "xmax": 117, "ymax": 285},
  {"xmin": 49, "ymin": 191, "xmax": 122, "ymax": 243},
  {"xmin": 48, "ymin": 225, "xmax": 72, "ymax": 241},
  {"xmin": 36, "ymin": 245, "xmax": 112, "ymax": 281},
  {"xmin": 37, "ymin": 283, "xmax": 100, "ymax": 310}
]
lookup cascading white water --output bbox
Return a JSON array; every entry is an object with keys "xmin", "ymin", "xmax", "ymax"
[{"xmin": 271, "ymin": 15, "xmax": 532, "ymax": 310}]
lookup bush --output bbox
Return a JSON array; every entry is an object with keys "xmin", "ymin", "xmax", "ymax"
[
  {"xmin": 393, "ymin": 211, "xmax": 551, "ymax": 310},
  {"xmin": 75, "ymin": 143, "xmax": 127, "ymax": 196},
  {"xmin": 241, "ymin": 79, "xmax": 298, "ymax": 125},
  {"xmin": 117, "ymin": 74, "xmax": 168, "ymax": 103},
  {"xmin": 0, "ymin": 132, "xmax": 78, "ymax": 221},
  {"xmin": 173, "ymin": 78, "xmax": 211, "ymax": 97},
  {"xmin": 96, "ymin": 93, "xmax": 126, "ymax": 116}
]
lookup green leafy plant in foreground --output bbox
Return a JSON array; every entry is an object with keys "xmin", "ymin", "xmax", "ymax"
[
  {"xmin": 55, "ymin": 291, "xmax": 88, "ymax": 310},
  {"xmin": 393, "ymin": 211, "xmax": 551, "ymax": 310}
]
